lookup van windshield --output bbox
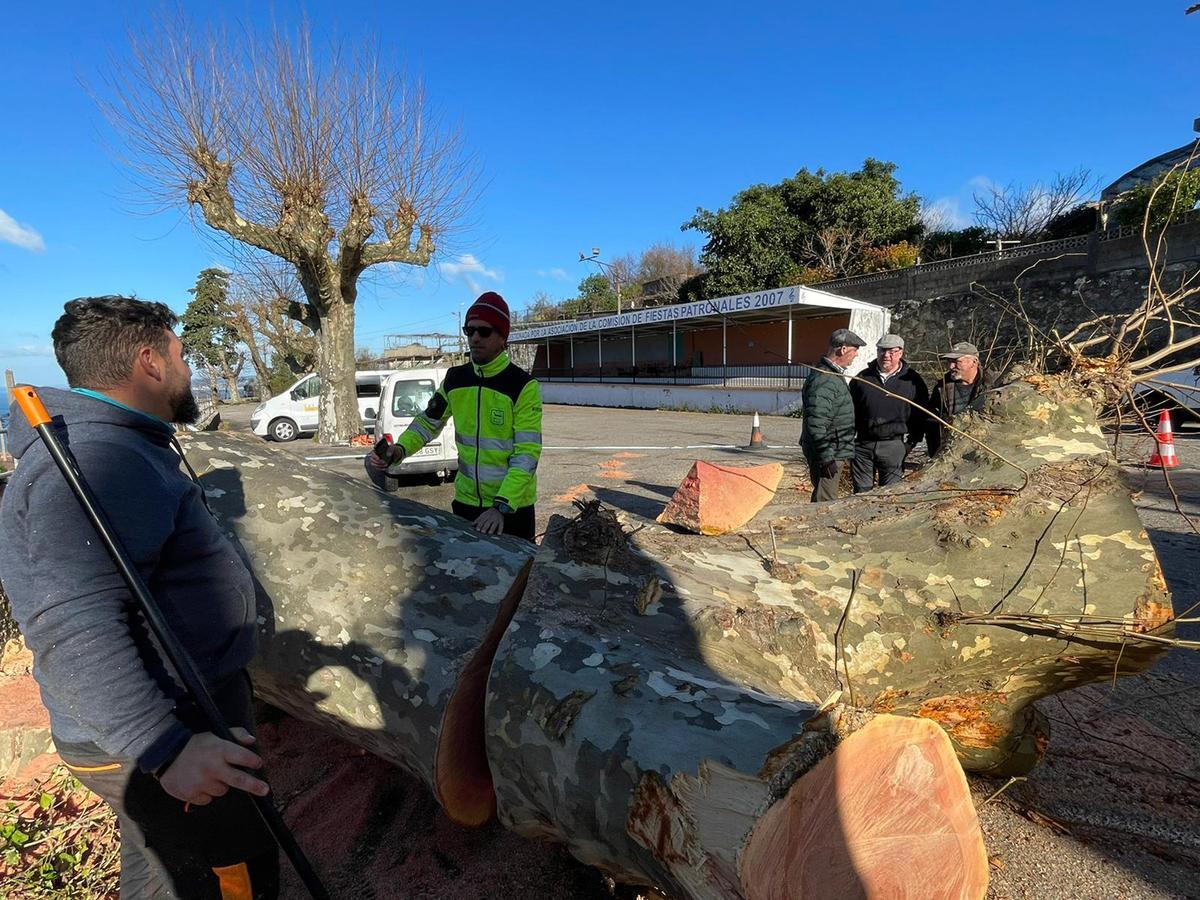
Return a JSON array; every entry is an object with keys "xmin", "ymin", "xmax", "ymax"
[
  {"xmin": 294, "ymin": 377, "xmax": 321, "ymax": 399},
  {"xmin": 392, "ymin": 379, "xmax": 436, "ymax": 417}
]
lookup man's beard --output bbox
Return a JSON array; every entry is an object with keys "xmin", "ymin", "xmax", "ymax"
[{"xmin": 170, "ymin": 381, "xmax": 201, "ymax": 425}]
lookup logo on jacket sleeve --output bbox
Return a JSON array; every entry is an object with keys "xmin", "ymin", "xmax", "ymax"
[{"xmin": 489, "ymin": 408, "xmax": 505, "ymax": 427}]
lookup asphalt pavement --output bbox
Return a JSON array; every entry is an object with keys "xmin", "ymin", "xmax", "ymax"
[{"xmin": 218, "ymin": 402, "xmax": 806, "ymax": 530}]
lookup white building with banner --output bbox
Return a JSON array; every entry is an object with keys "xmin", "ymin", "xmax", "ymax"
[{"xmin": 508, "ymin": 284, "xmax": 889, "ymax": 414}]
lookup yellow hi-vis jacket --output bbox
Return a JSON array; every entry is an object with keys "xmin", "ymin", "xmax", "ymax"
[{"xmin": 397, "ymin": 352, "xmax": 542, "ymax": 509}]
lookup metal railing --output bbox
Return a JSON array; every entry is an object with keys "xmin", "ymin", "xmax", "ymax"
[
  {"xmin": 535, "ymin": 363, "xmax": 812, "ymax": 389},
  {"xmin": 817, "ymin": 209, "xmax": 1200, "ymax": 292}
]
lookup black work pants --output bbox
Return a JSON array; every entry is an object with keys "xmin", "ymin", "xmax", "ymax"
[
  {"xmin": 56, "ymin": 674, "xmax": 279, "ymax": 899},
  {"xmin": 453, "ymin": 500, "xmax": 537, "ymax": 541},
  {"xmin": 851, "ymin": 438, "xmax": 907, "ymax": 493}
]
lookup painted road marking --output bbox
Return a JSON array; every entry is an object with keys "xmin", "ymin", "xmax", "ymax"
[
  {"xmin": 543, "ymin": 444, "xmax": 741, "ymax": 451},
  {"xmin": 305, "ymin": 444, "xmax": 745, "ymax": 461}
]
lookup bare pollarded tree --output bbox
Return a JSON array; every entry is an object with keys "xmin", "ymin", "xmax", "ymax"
[
  {"xmin": 99, "ymin": 19, "xmax": 479, "ymax": 441},
  {"xmin": 972, "ymin": 168, "xmax": 1097, "ymax": 243}
]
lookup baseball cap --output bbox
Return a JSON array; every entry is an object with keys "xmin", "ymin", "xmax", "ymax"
[
  {"xmin": 830, "ymin": 328, "xmax": 866, "ymax": 348},
  {"xmin": 876, "ymin": 334, "xmax": 905, "ymax": 350},
  {"xmin": 939, "ymin": 341, "xmax": 980, "ymax": 360}
]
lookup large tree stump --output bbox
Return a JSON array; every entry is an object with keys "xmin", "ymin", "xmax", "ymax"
[{"xmin": 187, "ymin": 435, "xmax": 535, "ymax": 825}]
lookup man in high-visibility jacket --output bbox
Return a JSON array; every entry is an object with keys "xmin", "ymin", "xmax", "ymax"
[{"xmin": 370, "ymin": 291, "xmax": 542, "ymax": 540}]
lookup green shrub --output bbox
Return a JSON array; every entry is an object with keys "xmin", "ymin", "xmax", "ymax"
[{"xmin": 1114, "ymin": 169, "xmax": 1200, "ymax": 232}]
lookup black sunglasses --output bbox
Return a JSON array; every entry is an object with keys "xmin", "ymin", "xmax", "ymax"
[{"xmin": 463, "ymin": 325, "xmax": 494, "ymax": 338}]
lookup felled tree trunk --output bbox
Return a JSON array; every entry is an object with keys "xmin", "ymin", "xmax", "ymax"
[
  {"xmin": 486, "ymin": 516, "xmax": 989, "ymax": 899},
  {"xmin": 187, "ymin": 376, "xmax": 1169, "ymax": 900},
  {"xmin": 186, "ymin": 435, "xmax": 535, "ymax": 826},
  {"xmin": 482, "ymin": 378, "xmax": 1169, "ymax": 896}
]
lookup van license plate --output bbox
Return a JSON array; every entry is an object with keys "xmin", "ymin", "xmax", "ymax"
[{"xmin": 411, "ymin": 445, "xmax": 440, "ymax": 459}]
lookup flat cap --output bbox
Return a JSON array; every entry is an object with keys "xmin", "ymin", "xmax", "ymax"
[
  {"xmin": 830, "ymin": 328, "xmax": 866, "ymax": 348},
  {"xmin": 939, "ymin": 341, "xmax": 980, "ymax": 359},
  {"xmin": 876, "ymin": 334, "xmax": 905, "ymax": 350}
]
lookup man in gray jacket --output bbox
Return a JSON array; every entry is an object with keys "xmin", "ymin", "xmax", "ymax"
[
  {"xmin": 800, "ymin": 328, "xmax": 865, "ymax": 502},
  {"xmin": 1, "ymin": 297, "xmax": 277, "ymax": 898}
]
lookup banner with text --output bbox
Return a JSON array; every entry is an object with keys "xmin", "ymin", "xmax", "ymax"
[{"xmin": 509, "ymin": 285, "xmax": 870, "ymax": 342}]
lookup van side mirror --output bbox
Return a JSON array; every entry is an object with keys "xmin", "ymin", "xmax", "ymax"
[
  {"xmin": 290, "ymin": 389, "xmax": 301, "ymax": 401},
  {"xmin": 364, "ymin": 408, "xmax": 377, "ymax": 420}
]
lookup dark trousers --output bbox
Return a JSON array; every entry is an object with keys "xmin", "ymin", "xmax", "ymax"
[
  {"xmin": 452, "ymin": 500, "xmax": 537, "ymax": 541},
  {"xmin": 851, "ymin": 438, "xmax": 907, "ymax": 493},
  {"xmin": 56, "ymin": 674, "xmax": 279, "ymax": 899},
  {"xmin": 807, "ymin": 458, "xmax": 843, "ymax": 503}
]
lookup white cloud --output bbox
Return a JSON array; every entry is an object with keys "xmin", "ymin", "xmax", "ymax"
[
  {"xmin": 0, "ymin": 344, "xmax": 54, "ymax": 358},
  {"xmin": 437, "ymin": 254, "xmax": 502, "ymax": 296},
  {"xmin": 921, "ymin": 196, "xmax": 972, "ymax": 230},
  {"xmin": 536, "ymin": 267, "xmax": 570, "ymax": 281},
  {"xmin": 922, "ymin": 176, "xmax": 996, "ymax": 230},
  {"xmin": 0, "ymin": 208, "xmax": 46, "ymax": 252}
]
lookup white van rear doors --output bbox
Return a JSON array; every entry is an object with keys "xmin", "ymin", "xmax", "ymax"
[{"xmin": 380, "ymin": 373, "xmax": 457, "ymax": 469}]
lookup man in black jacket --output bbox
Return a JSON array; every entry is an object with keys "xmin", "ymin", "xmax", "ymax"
[
  {"xmin": 927, "ymin": 341, "xmax": 992, "ymax": 456},
  {"xmin": 849, "ymin": 334, "xmax": 929, "ymax": 492},
  {"xmin": 0, "ymin": 297, "xmax": 277, "ymax": 898}
]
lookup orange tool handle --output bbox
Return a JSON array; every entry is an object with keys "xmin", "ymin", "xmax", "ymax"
[{"xmin": 13, "ymin": 384, "xmax": 52, "ymax": 428}]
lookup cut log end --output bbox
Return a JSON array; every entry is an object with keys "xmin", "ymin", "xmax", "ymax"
[
  {"xmin": 434, "ymin": 560, "xmax": 531, "ymax": 826},
  {"xmin": 741, "ymin": 715, "xmax": 988, "ymax": 900}
]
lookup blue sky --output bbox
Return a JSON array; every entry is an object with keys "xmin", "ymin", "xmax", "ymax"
[{"xmin": 2, "ymin": 0, "xmax": 1197, "ymax": 387}]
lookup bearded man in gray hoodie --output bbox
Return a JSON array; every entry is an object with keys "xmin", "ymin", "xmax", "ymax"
[{"xmin": 0, "ymin": 297, "xmax": 278, "ymax": 899}]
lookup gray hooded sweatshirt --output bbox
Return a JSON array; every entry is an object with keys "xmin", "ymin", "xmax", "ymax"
[{"xmin": 0, "ymin": 387, "xmax": 257, "ymax": 773}]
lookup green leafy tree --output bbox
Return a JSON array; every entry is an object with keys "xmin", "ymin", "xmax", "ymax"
[
  {"xmin": 1113, "ymin": 168, "xmax": 1200, "ymax": 232},
  {"xmin": 181, "ymin": 268, "xmax": 244, "ymax": 401},
  {"xmin": 575, "ymin": 273, "xmax": 619, "ymax": 314},
  {"xmin": 683, "ymin": 159, "xmax": 920, "ymax": 297}
]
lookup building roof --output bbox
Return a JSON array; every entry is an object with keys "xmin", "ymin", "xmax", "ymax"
[
  {"xmin": 383, "ymin": 342, "xmax": 441, "ymax": 360},
  {"xmin": 509, "ymin": 283, "xmax": 883, "ymax": 342},
  {"xmin": 1101, "ymin": 137, "xmax": 1200, "ymax": 200}
]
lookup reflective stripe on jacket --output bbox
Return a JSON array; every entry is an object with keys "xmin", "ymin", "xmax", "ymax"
[{"xmin": 397, "ymin": 352, "xmax": 542, "ymax": 509}]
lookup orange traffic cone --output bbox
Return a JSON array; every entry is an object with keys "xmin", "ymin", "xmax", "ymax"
[
  {"xmin": 747, "ymin": 411, "xmax": 766, "ymax": 449},
  {"xmin": 1148, "ymin": 409, "xmax": 1180, "ymax": 469}
]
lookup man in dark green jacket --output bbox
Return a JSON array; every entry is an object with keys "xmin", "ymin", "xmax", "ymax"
[{"xmin": 800, "ymin": 328, "xmax": 865, "ymax": 502}]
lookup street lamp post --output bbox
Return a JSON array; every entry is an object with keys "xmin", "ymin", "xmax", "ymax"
[{"xmin": 579, "ymin": 248, "xmax": 622, "ymax": 314}]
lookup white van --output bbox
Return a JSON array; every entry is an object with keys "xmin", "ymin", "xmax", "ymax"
[
  {"xmin": 250, "ymin": 371, "xmax": 391, "ymax": 442},
  {"xmin": 372, "ymin": 366, "xmax": 458, "ymax": 488}
]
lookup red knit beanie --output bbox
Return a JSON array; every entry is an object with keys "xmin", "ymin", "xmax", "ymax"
[{"xmin": 465, "ymin": 291, "xmax": 511, "ymax": 340}]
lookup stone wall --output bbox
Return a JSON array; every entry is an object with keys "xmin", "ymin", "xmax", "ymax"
[{"xmin": 829, "ymin": 222, "xmax": 1200, "ymax": 373}]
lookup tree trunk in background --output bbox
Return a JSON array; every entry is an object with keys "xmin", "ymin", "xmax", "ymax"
[
  {"xmin": 313, "ymin": 291, "xmax": 361, "ymax": 444},
  {"xmin": 202, "ymin": 365, "xmax": 222, "ymax": 404}
]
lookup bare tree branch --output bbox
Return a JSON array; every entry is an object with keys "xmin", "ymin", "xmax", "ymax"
[
  {"xmin": 973, "ymin": 168, "xmax": 1098, "ymax": 242},
  {"xmin": 94, "ymin": 16, "xmax": 480, "ymax": 442}
]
